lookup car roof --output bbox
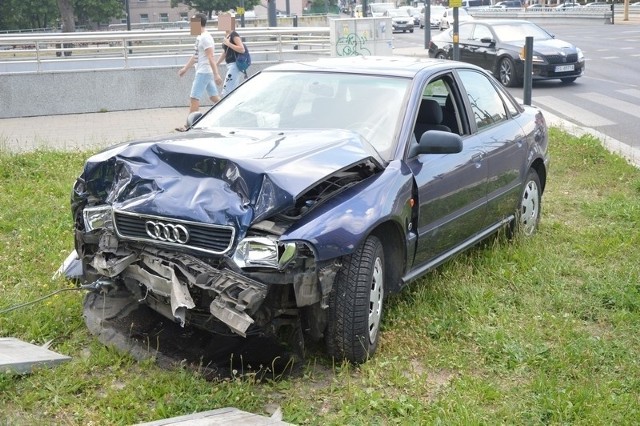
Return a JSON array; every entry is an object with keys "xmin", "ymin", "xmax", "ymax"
[{"xmin": 261, "ymin": 56, "xmax": 471, "ymax": 79}]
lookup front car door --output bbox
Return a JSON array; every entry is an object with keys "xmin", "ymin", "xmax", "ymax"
[
  {"xmin": 406, "ymin": 72, "xmax": 489, "ymax": 270},
  {"xmin": 469, "ymin": 23, "xmax": 499, "ymax": 72}
]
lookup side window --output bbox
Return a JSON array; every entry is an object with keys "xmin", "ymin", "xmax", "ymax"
[
  {"xmin": 457, "ymin": 70, "xmax": 508, "ymax": 131},
  {"xmin": 472, "ymin": 25, "xmax": 492, "ymax": 42},
  {"xmin": 413, "ymin": 74, "xmax": 465, "ymax": 141},
  {"xmin": 459, "ymin": 24, "xmax": 474, "ymax": 41},
  {"xmin": 498, "ymin": 88, "xmax": 521, "ymax": 117}
]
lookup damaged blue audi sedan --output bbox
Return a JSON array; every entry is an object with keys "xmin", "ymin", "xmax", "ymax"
[{"xmin": 68, "ymin": 56, "xmax": 549, "ymax": 364}]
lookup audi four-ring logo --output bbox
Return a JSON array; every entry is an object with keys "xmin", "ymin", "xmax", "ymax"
[{"xmin": 145, "ymin": 220, "xmax": 190, "ymax": 244}]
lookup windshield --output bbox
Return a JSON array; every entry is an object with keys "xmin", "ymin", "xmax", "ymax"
[
  {"xmin": 493, "ymin": 22, "xmax": 552, "ymax": 41},
  {"xmin": 195, "ymin": 71, "xmax": 411, "ymax": 161}
]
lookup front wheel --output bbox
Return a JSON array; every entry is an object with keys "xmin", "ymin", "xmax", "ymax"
[
  {"xmin": 498, "ymin": 57, "xmax": 520, "ymax": 87},
  {"xmin": 325, "ymin": 235, "xmax": 385, "ymax": 364},
  {"xmin": 561, "ymin": 77, "xmax": 577, "ymax": 84},
  {"xmin": 511, "ymin": 169, "xmax": 542, "ymax": 237},
  {"xmin": 436, "ymin": 51, "xmax": 447, "ymax": 60}
]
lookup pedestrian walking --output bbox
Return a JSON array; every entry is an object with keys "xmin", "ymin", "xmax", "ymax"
[
  {"xmin": 176, "ymin": 13, "xmax": 222, "ymax": 131},
  {"xmin": 217, "ymin": 26, "xmax": 247, "ymax": 97}
]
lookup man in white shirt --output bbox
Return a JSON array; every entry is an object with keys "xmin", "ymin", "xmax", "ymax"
[{"xmin": 177, "ymin": 13, "xmax": 223, "ymax": 131}]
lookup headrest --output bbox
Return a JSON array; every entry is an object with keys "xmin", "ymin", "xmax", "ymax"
[{"xmin": 417, "ymin": 99, "xmax": 443, "ymax": 124}]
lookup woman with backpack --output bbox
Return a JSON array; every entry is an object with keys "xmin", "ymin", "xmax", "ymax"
[{"xmin": 217, "ymin": 25, "xmax": 249, "ymax": 97}]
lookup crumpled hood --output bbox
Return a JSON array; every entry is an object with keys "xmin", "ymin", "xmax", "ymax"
[{"xmin": 75, "ymin": 129, "xmax": 384, "ymax": 230}]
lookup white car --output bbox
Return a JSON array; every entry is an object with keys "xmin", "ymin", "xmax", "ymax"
[
  {"xmin": 397, "ymin": 5, "xmax": 423, "ymax": 27},
  {"xmin": 439, "ymin": 8, "xmax": 474, "ymax": 31},
  {"xmin": 384, "ymin": 9, "xmax": 415, "ymax": 33},
  {"xmin": 420, "ymin": 5, "xmax": 446, "ymax": 29}
]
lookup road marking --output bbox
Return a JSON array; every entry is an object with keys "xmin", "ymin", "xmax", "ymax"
[
  {"xmin": 575, "ymin": 92, "xmax": 640, "ymax": 120},
  {"xmin": 617, "ymin": 89, "xmax": 640, "ymax": 99},
  {"xmin": 601, "ymin": 56, "xmax": 620, "ymax": 60},
  {"xmin": 533, "ymin": 96, "xmax": 615, "ymax": 127}
]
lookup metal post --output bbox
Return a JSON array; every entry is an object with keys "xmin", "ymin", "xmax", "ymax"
[
  {"xmin": 611, "ymin": 3, "xmax": 614, "ymax": 25},
  {"xmin": 268, "ymin": 0, "xmax": 277, "ymax": 26},
  {"xmin": 363, "ymin": 0, "xmax": 369, "ymax": 17},
  {"xmin": 125, "ymin": 0, "xmax": 131, "ymax": 31},
  {"xmin": 125, "ymin": 0, "xmax": 132, "ymax": 54},
  {"xmin": 240, "ymin": 0, "xmax": 246, "ymax": 27},
  {"xmin": 424, "ymin": 0, "xmax": 431, "ymax": 50},
  {"xmin": 523, "ymin": 36, "xmax": 533, "ymax": 106},
  {"xmin": 452, "ymin": 7, "xmax": 459, "ymax": 61}
]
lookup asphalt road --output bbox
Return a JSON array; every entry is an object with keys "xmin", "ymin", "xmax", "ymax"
[{"xmin": 394, "ymin": 22, "xmax": 640, "ymax": 153}]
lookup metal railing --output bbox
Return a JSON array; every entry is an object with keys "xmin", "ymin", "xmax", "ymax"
[{"xmin": 0, "ymin": 27, "xmax": 332, "ymax": 74}]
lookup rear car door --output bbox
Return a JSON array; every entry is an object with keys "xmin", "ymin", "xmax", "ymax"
[{"xmin": 456, "ymin": 68, "xmax": 527, "ymax": 223}]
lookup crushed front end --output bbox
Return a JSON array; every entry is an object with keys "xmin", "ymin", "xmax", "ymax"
[{"xmin": 69, "ymin": 133, "xmax": 382, "ymax": 356}]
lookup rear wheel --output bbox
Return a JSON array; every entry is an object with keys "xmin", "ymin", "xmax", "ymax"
[
  {"xmin": 325, "ymin": 235, "xmax": 385, "ymax": 364},
  {"xmin": 498, "ymin": 57, "xmax": 520, "ymax": 87},
  {"xmin": 511, "ymin": 169, "xmax": 542, "ymax": 237}
]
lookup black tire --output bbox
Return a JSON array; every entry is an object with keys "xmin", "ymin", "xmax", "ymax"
[
  {"xmin": 498, "ymin": 57, "xmax": 520, "ymax": 87},
  {"xmin": 436, "ymin": 51, "xmax": 447, "ymax": 60},
  {"xmin": 410, "ymin": 29, "xmax": 414, "ymax": 33},
  {"xmin": 325, "ymin": 235, "xmax": 385, "ymax": 364},
  {"xmin": 561, "ymin": 77, "xmax": 577, "ymax": 84},
  {"xmin": 510, "ymin": 169, "xmax": 542, "ymax": 237}
]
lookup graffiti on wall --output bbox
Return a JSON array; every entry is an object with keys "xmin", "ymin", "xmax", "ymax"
[{"xmin": 336, "ymin": 33, "xmax": 372, "ymax": 57}]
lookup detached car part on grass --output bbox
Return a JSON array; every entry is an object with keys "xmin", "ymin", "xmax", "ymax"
[{"xmin": 65, "ymin": 56, "xmax": 549, "ymax": 364}]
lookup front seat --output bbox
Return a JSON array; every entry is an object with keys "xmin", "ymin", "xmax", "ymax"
[{"xmin": 414, "ymin": 99, "xmax": 451, "ymax": 141}]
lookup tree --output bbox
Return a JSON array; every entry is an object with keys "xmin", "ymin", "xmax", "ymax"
[
  {"xmin": 0, "ymin": 0, "xmax": 59, "ymax": 31},
  {"xmin": 74, "ymin": 0, "xmax": 124, "ymax": 29},
  {"xmin": 56, "ymin": 0, "xmax": 75, "ymax": 32},
  {"xmin": 170, "ymin": 0, "xmax": 261, "ymax": 18}
]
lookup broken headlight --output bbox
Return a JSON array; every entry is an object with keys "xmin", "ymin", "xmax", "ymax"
[
  {"xmin": 233, "ymin": 236, "xmax": 296, "ymax": 269},
  {"xmin": 83, "ymin": 205, "xmax": 113, "ymax": 231}
]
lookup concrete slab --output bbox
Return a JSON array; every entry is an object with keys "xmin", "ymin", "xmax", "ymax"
[
  {"xmin": 135, "ymin": 407, "xmax": 293, "ymax": 426},
  {"xmin": 0, "ymin": 337, "xmax": 71, "ymax": 374}
]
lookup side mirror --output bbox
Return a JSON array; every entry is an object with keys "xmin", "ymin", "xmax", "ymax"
[
  {"xmin": 187, "ymin": 111, "xmax": 203, "ymax": 128},
  {"xmin": 409, "ymin": 130, "xmax": 463, "ymax": 157},
  {"xmin": 480, "ymin": 37, "xmax": 495, "ymax": 45}
]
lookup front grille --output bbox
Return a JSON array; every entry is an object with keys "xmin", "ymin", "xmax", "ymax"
[
  {"xmin": 546, "ymin": 53, "xmax": 578, "ymax": 64},
  {"xmin": 113, "ymin": 210, "xmax": 235, "ymax": 255}
]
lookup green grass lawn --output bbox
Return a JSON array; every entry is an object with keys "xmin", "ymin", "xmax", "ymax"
[{"xmin": 1, "ymin": 128, "xmax": 639, "ymax": 425}]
